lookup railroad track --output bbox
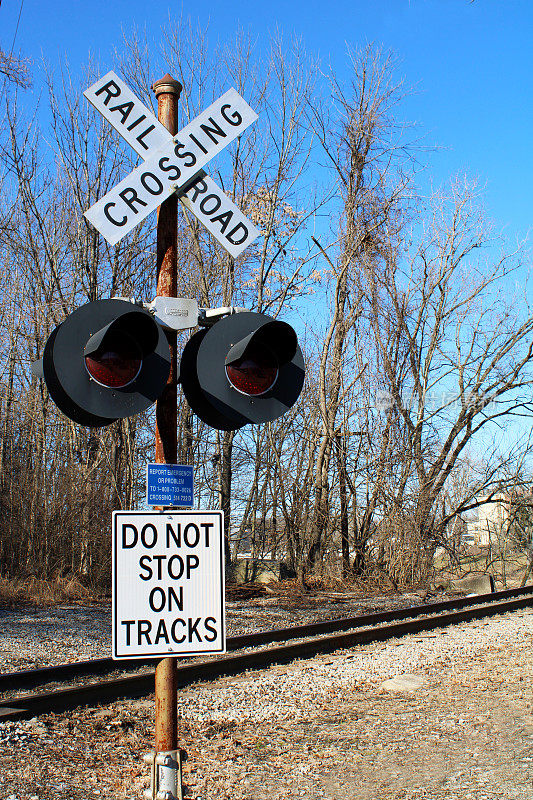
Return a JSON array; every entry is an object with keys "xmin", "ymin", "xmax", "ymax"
[{"xmin": 1, "ymin": 585, "xmax": 532, "ymax": 721}]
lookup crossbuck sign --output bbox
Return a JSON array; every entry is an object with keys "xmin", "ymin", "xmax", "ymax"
[{"xmin": 84, "ymin": 72, "xmax": 260, "ymax": 257}]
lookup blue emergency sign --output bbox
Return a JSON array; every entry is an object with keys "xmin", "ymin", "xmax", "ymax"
[{"xmin": 146, "ymin": 463, "xmax": 194, "ymax": 507}]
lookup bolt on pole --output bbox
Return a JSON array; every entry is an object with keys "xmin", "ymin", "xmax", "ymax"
[{"xmin": 152, "ymin": 73, "xmax": 183, "ymax": 782}]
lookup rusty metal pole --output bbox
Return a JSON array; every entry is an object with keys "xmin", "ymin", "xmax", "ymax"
[{"xmin": 152, "ymin": 73, "xmax": 182, "ymax": 763}]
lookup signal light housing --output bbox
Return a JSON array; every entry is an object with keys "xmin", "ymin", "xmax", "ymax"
[
  {"xmin": 179, "ymin": 312, "xmax": 305, "ymax": 431},
  {"xmin": 42, "ymin": 299, "xmax": 171, "ymax": 427}
]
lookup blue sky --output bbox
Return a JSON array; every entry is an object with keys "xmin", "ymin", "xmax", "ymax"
[
  {"xmin": 2, "ymin": 0, "xmax": 531, "ymax": 474},
  {"xmin": 2, "ymin": 0, "xmax": 532, "ymax": 245}
]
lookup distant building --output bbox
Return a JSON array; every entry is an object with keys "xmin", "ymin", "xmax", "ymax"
[{"xmin": 463, "ymin": 494, "xmax": 511, "ymax": 546}]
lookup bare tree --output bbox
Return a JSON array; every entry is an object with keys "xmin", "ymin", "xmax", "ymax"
[
  {"xmin": 0, "ymin": 60, "xmax": 156, "ymax": 582},
  {"xmin": 0, "ymin": 48, "xmax": 30, "ymax": 89},
  {"xmin": 302, "ymin": 45, "xmax": 417, "ymax": 581},
  {"xmin": 364, "ymin": 177, "xmax": 533, "ymax": 583}
]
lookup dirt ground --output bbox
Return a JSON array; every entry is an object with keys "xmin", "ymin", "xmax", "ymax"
[
  {"xmin": 172, "ymin": 633, "xmax": 533, "ymax": 800},
  {"xmin": 1, "ymin": 611, "xmax": 532, "ymax": 800}
]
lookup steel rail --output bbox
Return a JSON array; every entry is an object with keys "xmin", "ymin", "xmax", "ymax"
[
  {"xmin": 0, "ymin": 587, "xmax": 531, "ymax": 721},
  {"xmin": 0, "ymin": 584, "xmax": 531, "ymax": 693}
]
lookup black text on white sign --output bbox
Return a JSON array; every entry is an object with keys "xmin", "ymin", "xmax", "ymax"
[{"xmin": 112, "ymin": 511, "xmax": 225, "ymax": 659}]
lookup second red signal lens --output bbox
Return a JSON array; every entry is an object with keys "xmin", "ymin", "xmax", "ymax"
[{"xmin": 225, "ymin": 342, "xmax": 278, "ymax": 396}]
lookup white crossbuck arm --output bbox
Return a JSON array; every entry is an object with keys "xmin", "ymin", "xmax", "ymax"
[{"xmin": 84, "ymin": 71, "xmax": 260, "ymax": 257}]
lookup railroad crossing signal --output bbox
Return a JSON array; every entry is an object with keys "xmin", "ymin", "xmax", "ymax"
[
  {"xmin": 84, "ymin": 71, "xmax": 260, "ymax": 256},
  {"xmin": 34, "ymin": 73, "xmax": 306, "ymax": 431},
  {"xmin": 179, "ymin": 312, "xmax": 305, "ymax": 430},
  {"xmin": 37, "ymin": 301, "xmax": 305, "ymax": 429},
  {"xmin": 41, "ymin": 299, "xmax": 171, "ymax": 427}
]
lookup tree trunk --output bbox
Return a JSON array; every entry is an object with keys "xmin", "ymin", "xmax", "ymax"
[{"xmin": 336, "ymin": 434, "xmax": 350, "ymax": 580}]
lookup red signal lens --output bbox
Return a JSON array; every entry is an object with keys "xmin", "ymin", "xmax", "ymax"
[
  {"xmin": 225, "ymin": 343, "xmax": 278, "ymax": 396},
  {"xmin": 85, "ymin": 332, "xmax": 142, "ymax": 388}
]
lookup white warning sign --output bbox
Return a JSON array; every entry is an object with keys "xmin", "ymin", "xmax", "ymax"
[{"xmin": 112, "ymin": 510, "xmax": 225, "ymax": 659}]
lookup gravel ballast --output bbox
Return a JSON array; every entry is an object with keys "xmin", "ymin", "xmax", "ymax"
[
  {"xmin": 0, "ymin": 592, "xmax": 422, "ymax": 672},
  {"xmin": 0, "ymin": 601, "xmax": 531, "ymax": 799},
  {"xmin": 172, "ymin": 609, "xmax": 533, "ymax": 724}
]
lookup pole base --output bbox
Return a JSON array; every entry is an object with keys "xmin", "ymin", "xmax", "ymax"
[{"xmin": 142, "ymin": 749, "xmax": 184, "ymax": 800}]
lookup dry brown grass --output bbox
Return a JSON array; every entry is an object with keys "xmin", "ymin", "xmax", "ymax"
[{"xmin": 0, "ymin": 575, "xmax": 105, "ymax": 607}]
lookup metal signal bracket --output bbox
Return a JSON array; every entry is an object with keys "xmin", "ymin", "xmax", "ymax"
[
  {"xmin": 143, "ymin": 749, "xmax": 184, "ymax": 800},
  {"xmin": 111, "ymin": 296, "xmax": 199, "ymax": 331},
  {"xmin": 84, "ymin": 296, "xmax": 249, "ymax": 331},
  {"xmin": 198, "ymin": 305, "xmax": 248, "ymax": 327},
  {"xmin": 148, "ymin": 297, "xmax": 199, "ymax": 331},
  {"xmin": 148, "ymin": 298, "xmax": 247, "ymax": 330}
]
